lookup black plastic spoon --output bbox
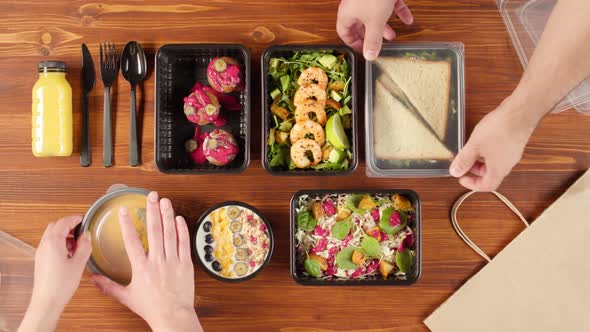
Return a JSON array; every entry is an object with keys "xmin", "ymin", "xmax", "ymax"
[{"xmin": 120, "ymin": 41, "xmax": 147, "ymax": 167}]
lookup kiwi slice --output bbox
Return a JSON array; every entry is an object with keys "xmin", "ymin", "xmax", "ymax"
[
  {"xmin": 214, "ymin": 58, "xmax": 227, "ymax": 72},
  {"xmin": 235, "ymin": 248, "xmax": 249, "ymax": 261},
  {"xmin": 205, "ymin": 104, "xmax": 217, "ymax": 116},
  {"xmin": 230, "ymin": 220, "xmax": 242, "ymax": 233},
  {"xmin": 228, "ymin": 206, "xmax": 241, "ymax": 219},
  {"xmin": 233, "ymin": 234, "xmax": 244, "ymax": 247},
  {"xmin": 234, "ymin": 262, "xmax": 248, "ymax": 277}
]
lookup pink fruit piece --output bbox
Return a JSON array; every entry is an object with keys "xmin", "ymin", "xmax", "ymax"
[
  {"xmin": 389, "ymin": 211, "xmax": 402, "ymax": 227},
  {"xmin": 311, "ymin": 237, "xmax": 327, "ymax": 254},
  {"xmin": 322, "ymin": 199, "xmax": 337, "ymax": 216},
  {"xmin": 342, "ymin": 234, "xmax": 353, "ymax": 247},
  {"xmin": 260, "ymin": 223, "xmax": 267, "ymax": 232},
  {"xmin": 381, "ymin": 232, "xmax": 390, "ymax": 242},
  {"xmin": 399, "ymin": 232, "xmax": 415, "ymax": 252},
  {"xmin": 249, "ymin": 260, "xmax": 256, "ymax": 268},
  {"xmin": 312, "ymin": 225, "xmax": 329, "ymax": 237},
  {"xmin": 351, "ymin": 267, "xmax": 364, "ymax": 278},
  {"xmin": 371, "ymin": 208, "xmax": 380, "ymax": 222}
]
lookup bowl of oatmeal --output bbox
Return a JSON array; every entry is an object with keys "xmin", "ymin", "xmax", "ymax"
[{"xmin": 194, "ymin": 201, "xmax": 273, "ymax": 282}]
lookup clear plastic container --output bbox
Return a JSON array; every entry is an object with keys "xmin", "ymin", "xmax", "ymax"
[
  {"xmin": 365, "ymin": 42, "xmax": 465, "ymax": 177},
  {"xmin": 498, "ymin": 0, "xmax": 590, "ymax": 114},
  {"xmin": 0, "ymin": 231, "xmax": 35, "ymax": 332}
]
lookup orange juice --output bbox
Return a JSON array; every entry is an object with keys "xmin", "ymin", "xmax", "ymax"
[{"xmin": 32, "ymin": 61, "xmax": 72, "ymax": 157}]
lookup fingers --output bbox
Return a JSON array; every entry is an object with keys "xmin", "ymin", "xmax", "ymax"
[
  {"xmin": 468, "ymin": 161, "xmax": 486, "ymax": 177},
  {"xmin": 336, "ymin": 17, "xmax": 362, "ymax": 51},
  {"xmin": 363, "ymin": 21, "xmax": 386, "ymax": 61},
  {"xmin": 160, "ymin": 198, "xmax": 178, "ymax": 260},
  {"xmin": 91, "ymin": 275, "xmax": 128, "ymax": 305},
  {"xmin": 394, "ymin": 0, "xmax": 414, "ymax": 25},
  {"xmin": 118, "ymin": 206, "xmax": 146, "ymax": 267},
  {"xmin": 458, "ymin": 172, "xmax": 503, "ymax": 192},
  {"xmin": 449, "ymin": 142, "xmax": 480, "ymax": 178},
  {"xmin": 146, "ymin": 191, "xmax": 164, "ymax": 260},
  {"xmin": 383, "ymin": 25, "xmax": 396, "ymax": 41},
  {"xmin": 175, "ymin": 216, "xmax": 192, "ymax": 263},
  {"xmin": 51, "ymin": 215, "xmax": 83, "ymax": 238},
  {"xmin": 72, "ymin": 231, "xmax": 92, "ymax": 267}
]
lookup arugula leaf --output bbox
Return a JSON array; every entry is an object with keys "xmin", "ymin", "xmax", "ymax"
[
  {"xmin": 335, "ymin": 247, "xmax": 358, "ymax": 270},
  {"xmin": 297, "ymin": 210, "xmax": 317, "ymax": 232},
  {"xmin": 269, "ymin": 143, "xmax": 289, "ymax": 168},
  {"xmin": 361, "ymin": 236, "xmax": 381, "ymax": 258},
  {"xmin": 379, "ymin": 208, "xmax": 407, "ymax": 235},
  {"xmin": 396, "ymin": 248, "xmax": 412, "ymax": 273},
  {"xmin": 311, "ymin": 159, "xmax": 349, "ymax": 171},
  {"xmin": 304, "ymin": 257, "xmax": 322, "ymax": 277},
  {"xmin": 332, "ymin": 218, "xmax": 352, "ymax": 240}
]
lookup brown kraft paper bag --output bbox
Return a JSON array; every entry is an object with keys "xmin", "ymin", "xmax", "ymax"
[{"xmin": 425, "ymin": 169, "xmax": 590, "ymax": 332}]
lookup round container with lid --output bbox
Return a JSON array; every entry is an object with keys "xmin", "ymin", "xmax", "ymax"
[{"xmin": 78, "ymin": 185, "xmax": 149, "ymax": 284}]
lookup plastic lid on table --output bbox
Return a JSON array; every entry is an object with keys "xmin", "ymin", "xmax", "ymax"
[
  {"xmin": 498, "ymin": 0, "xmax": 590, "ymax": 114},
  {"xmin": 0, "ymin": 231, "xmax": 35, "ymax": 332}
]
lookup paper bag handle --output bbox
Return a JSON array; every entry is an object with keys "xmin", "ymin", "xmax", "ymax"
[{"xmin": 451, "ymin": 191, "xmax": 530, "ymax": 262}]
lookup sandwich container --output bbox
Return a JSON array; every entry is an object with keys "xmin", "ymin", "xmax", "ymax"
[
  {"xmin": 155, "ymin": 44, "xmax": 251, "ymax": 174},
  {"xmin": 290, "ymin": 189, "xmax": 422, "ymax": 286},
  {"xmin": 261, "ymin": 45, "xmax": 359, "ymax": 176},
  {"xmin": 498, "ymin": 0, "xmax": 590, "ymax": 114},
  {"xmin": 365, "ymin": 42, "xmax": 466, "ymax": 177}
]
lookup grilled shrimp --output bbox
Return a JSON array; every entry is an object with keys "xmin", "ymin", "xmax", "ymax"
[
  {"xmin": 293, "ymin": 84, "xmax": 327, "ymax": 109},
  {"xmin": 295, "ymin": 100, "xmax": 327, "ymax": 125},
  {"xmin": 290, "ymin": 139, "xmax": 322, "ymax": 168},
  {"xmin": 290, "ymin": 120, "xmax": 325, "ymax": 146},
  {"xmin": 298, "ymin": 67, "xmax": 328, "ymax": 90}
]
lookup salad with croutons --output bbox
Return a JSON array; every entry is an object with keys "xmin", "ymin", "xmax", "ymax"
[{"xmin": 295, "ymin": 193, "xmax": 417, "ymax": 280}]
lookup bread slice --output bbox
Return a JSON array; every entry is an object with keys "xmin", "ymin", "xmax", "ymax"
[
  {"xmin": 373, "ymin": 81, "xmax": 453, "ymax": 160},
  {"xmin": 377, "ymin": 57, "xmax": 451, "ymax": 140}
]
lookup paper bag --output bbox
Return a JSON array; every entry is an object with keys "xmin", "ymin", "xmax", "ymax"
[{"xmin": 425, "ymin": 170, "xmax": 590, "ymax": 332}]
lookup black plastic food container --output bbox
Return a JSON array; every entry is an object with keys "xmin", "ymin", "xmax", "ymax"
[
  {"xmin": 155, "ymin": 44, "xmax": 251, "ymax": 174},
  {"xmin": 261, "ymin": 45, "xmax": 358, "ymax": 176},
  {"xmin": 290, "ymin": 190, "xmax": 421, "ymax": 286},
  {"xmin": 193, "ymin": 201, "xmax": 274, "ymax": 283}
]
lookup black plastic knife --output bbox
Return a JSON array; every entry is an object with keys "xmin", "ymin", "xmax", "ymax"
[{"xmin": 81, "ymin": 44, "xmax": 95, "ymax": 167}]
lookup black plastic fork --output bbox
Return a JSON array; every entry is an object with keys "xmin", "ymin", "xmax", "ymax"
[{"xmin": 100, "ymin": 42, "xmax": 119, "ymax": 167}]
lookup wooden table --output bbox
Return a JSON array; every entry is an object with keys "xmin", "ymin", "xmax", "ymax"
[{"xmin": 1, "ymin": 0, "xmax": 589, "ymax": 331}]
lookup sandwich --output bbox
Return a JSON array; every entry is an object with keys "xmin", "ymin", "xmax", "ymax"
[
  {"xmin": 373, "ymin": 81, "xmax": 453, "ymax": 160},
  {"xmin": 377, "ymin": 57, "xmax": 451, "ymax": 141}
]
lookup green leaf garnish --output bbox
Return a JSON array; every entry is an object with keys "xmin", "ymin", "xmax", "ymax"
[
  {"xmin": 304, "ymin": 257, "xmax": 322, "ymax": 277},
  {"xmin": 297, "ymin": 210, "xmax": 317, "ymax": 232},
  {"xmin": 335, "ymin": 247, "xmax": 357, "ymax": 270}
]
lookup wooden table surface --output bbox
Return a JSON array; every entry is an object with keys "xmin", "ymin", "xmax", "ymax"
[{"xmin": 1, "ymin": 0, "xmax": 589, "ymax": 331}]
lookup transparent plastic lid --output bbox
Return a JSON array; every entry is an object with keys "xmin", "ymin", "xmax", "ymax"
[
  {"xmin": 365, "ymin": 42, "xmax": 465, "ymax": 177},
  {"xmin": 0, "ymin": 231, "xmax": 35, "ymax": 332},
  {"xmin": 499, "ymin": 0, "xmax": 590, "ymax": 114}
]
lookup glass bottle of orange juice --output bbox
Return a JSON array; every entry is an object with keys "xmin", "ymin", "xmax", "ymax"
[{"xmin": 32, "ymin": 61, "xmax": 73, "ymax": 157}]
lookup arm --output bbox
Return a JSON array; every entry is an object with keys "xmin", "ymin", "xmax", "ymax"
[
  {"xmin": 91, "ymin": 192, "xmax": 203, "ymax": 332},
  {"xmin": 449, "ymin": 0, "xmax": 590, "ymax": 191},
  {"xmin": 18, "ymin": 216, "xmax": 92, "ymax": 332}
]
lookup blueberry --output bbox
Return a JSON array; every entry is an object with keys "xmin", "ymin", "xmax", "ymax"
[
  {"xmin": 204, "ymin": 253, "xmax": 214, "ymax": 262},
  {"xmin": 204, "ymin": 245, "xmax": 213, "ymax": 254},
  {"xmin": 202, "ymin": 221, "xmax": 212, "ymax": 232},
  {"xmin": 212, "ymin": 261, "xmax": 222, "ymax": 272},
  {"xmin": 205, "ymin": 234, "xmax": 214, "ymax": 244}
]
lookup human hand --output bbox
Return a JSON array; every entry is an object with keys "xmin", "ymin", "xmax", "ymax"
[
  {"xmin": 91, "ymin": 192, "xmax": 202, "ymax": 332},
  {"xmin": 449, "ymin": 98, "xmax": 541, "ymax": 191},
  {"xmin": 18, "ymin": 216, "xmax": 92, "ymax": 332},
  {"xmin": 337, "ymin": 0, "xmax": 413, "ymax": 61}
]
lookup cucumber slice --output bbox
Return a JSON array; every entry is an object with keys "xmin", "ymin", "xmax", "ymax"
[
  {"xmin": 319, "ymin": 54, "xmax": 338, "ymax": 69},
  {"xmin": 328, "ymin": 148, "xmax": 346, "ymax": 164},
  {"xmin": 270, "ymin": 88, "xmax": 281, "ymax": 100},
  {"xmin": 339, "ymin": 105, "xmax": 351, "ymax": 115},
  {"xmin": 330, "ymin": 90, "xmax": 343, "ymax": 102}
]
